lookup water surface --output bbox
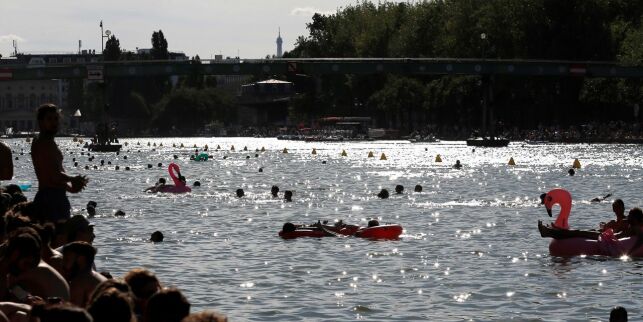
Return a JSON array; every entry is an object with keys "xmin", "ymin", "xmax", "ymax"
[{"xmin": 8, "ymin": 138, "xmax": 643, "ymax": 321}]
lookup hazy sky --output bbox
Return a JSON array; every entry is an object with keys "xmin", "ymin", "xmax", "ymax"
[{"xmin": 0, "ymin": 0, "xmax": 405, "ymax": 59}]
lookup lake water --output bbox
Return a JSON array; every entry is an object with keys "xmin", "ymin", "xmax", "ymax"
[{"xmin": 7, "ymin": 138, "xmax": 643, "ymax": 321}]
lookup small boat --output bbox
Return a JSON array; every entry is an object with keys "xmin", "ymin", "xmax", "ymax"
[
  {"xmin": 466, "ymin": 137, "xmax": 510, "ymax": 147},
  {"xmin": 86, "ymin": 144, "xmax": 122, "ymax": 152}
]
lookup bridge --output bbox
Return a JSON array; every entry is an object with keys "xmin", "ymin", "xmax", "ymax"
[{"xmin": 1, "ymin": 58, "xmax": 642, "ymax": 81}]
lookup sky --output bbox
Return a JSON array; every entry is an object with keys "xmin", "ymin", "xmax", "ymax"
[{"xmin": 0, "ymin": 0, "xmax": 405, "ymax": 59}]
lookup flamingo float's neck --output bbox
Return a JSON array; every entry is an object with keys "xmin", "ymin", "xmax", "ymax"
[
  {"xmin": 553, "ymin": 201, "xmax": 572, "ymax": 230},
  {"xmin": 548, "ymin": 189, "xmax": 573, "ymax": 230}
]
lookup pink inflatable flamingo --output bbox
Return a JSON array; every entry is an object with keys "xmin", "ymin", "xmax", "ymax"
[
  {"xmin": 542, "ymin": 188, "xmax": 642, "ymax": 257},
  {"xmin": 157, "ymin": 163, "xmax": 192, "ymax": 194},
  {"xmin": 543, "ymin": 188, "xmax": 572, "ymax": 230}
]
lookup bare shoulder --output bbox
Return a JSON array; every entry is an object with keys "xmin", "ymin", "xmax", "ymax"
[{"xmin": 0, "ymin": 141, "xmax": 10, "ymax": 152}]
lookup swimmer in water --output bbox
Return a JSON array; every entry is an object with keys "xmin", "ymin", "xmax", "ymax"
[
  {"xmin": 395, "ymin": 185, "xmax": 404, "ymax": 194},
  {"xmin": 414, "ymin": 185, "xmax": 422, "ymax": 192},
  {"xmin": 377, "ymin": 189, "xmax": 389, "ymax": 199},
  {"xmin": 453, "ymin": 160, "xmax": 462, "ymax": 169},
  {"xmin": 271, "ymin": 185, "xmax": 279, "ymax": 198},
  {"xmin": 284, "ymin": 190, "xmax": 293, "ymax": 202},
  {"xmin": 236, "ymin": 189, "xmax": 245, "ymax": 198}
]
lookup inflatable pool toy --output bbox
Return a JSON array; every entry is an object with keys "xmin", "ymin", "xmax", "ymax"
[
  {"xmin": 355, "ymin": 224, "xmax": 403, "ymax": 239},
  {"xmin": 192, "ymin": 153, "xmax": 209, "ymax": 161},
  {"xmin": 542, "ymin": 188, "xmax": 642, "ymax": 257},
  {"xmin": 157, "ymin": 163, "xmax": 191, "ymax": 194},
  {"xmin": 18, "ymin": 184, "xmax": 32, "ymax": 191},
  {"xmin": 279, "ymin": 225, "xmax": 359, "ymax": 239},
  {"xmin": 279, "ymin": 224, "xmax": 402, "ymax": 240}
]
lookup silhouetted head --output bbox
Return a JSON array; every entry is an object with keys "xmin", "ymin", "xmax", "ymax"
[
  {"xmin": 414, "ymin": 185, "xmax": 422, "ymax": 192},
  {"xmin": 150, "ymin": 231, "xmax": 164, "ymax": 243},
  {"xmin": 368, "ymin": 220, "xmax": 380, "ymax": 227},
  {"xmin": 158, "ymin": 178, "xmax": 167, "ymax": 185},
  {"xmin": 37, "ymin": 103, "xmax": 61, "ymax": 135},
  {"xmin": 282, "ymin": 222, "xmax": 296, "ymax": 233},
  {"xmin": 145, "ymin": 288, "xmax": 190, "ymax": 322},
  {"xmin": 395, "ymin": 185, "xmax": 404, "ymax": 194},
  {"xmin": 610, "ymin": 306, "xmax": 628, "ymax": 322},
  {"xmin": 236, "ymin": 189, "xmax": 244, "ymax": 198},
  {"xmin": 612, "ymin": 199, "xmax": 625, "ymax": 216},
  {"xmin": 271, "ymin": 185, "xmax": 279, "ymax": 197},
  {"xmin": 284, "ymin": 190, "xmax": 293, "ymax": 202},
  {"xmin": 627, "ymin": 208, "xmax": 643, "ymax": 233},
  {"xmin": 193, "ymin": 181, "xmax": 201, "ymax": 187},
  {"xmin": 377, "ymin": 189, "xmax": 389, "ymax": 199},
  {"xmin": 568, "ymin": 168, "xmax": 575, "ymax": 176}
]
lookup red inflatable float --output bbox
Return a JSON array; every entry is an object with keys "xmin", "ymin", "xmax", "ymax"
[
  {"xmin": 279, "ymin": 224, "xmax": 402, "ymax": 240},
  {"xmin": 542, "ymin": 188, "xmax": 643, "ymax": 257}
]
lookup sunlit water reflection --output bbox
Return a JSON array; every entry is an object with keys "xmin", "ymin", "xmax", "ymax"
[{"xmin": 6, "ymin": 138, "xmax": 643, "ymax": 321}]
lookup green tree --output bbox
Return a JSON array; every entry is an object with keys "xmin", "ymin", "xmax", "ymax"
[
  {"xmin": 151, "ymin": 30, "xmax": 169, "ymax": 60},
  {"xmin": 104, "ymin": 35, "xmax": 121, "ymax": 61}
]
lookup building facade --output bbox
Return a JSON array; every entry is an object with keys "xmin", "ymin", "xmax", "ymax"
[{"xmin": 0, "ymin": 79, "xmax": 68, "ymax": 132}]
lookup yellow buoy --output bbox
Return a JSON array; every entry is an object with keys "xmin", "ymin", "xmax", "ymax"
[
  {"xmin": 261, "ymin": 147, "xmax": 266, "ymax": 152},
  {"xmin": 159, "ymin": 143, "xmax": 163, "ymax": 147},
  {"xmin": 312, "ymin": 148, "xmax": 317, "ymax": 155},
  {"xmin": 243, "ymin": 146, "xmax": 248, "ymax": 151},
  {"xmin": 153, "ymin": 143, "xmax": 157, "ymax": 147},
  {"xmin": 231, "ymin": 145, "xmax": 235, "ymax": 151},
  {"xmin": 172, "ymin": 143, "xmax": 176, "ymax": 147},
  {"xmin": 367, "ymin": 151, "xmax": 374, "ymax": 158},
  {"xmin": 204, "ymin": 144, "xmax": 209, "ymax": 150},
  {"xmin": 147, "ymin": 142, "xmax": 151, "ymax": 146},
  {"xmin": 79, "ymin": 139, "xmax": 83, "ymax": 144},
  {"xmin": 508, "ymin": 157, "xmax": 516, "ymax": 166},
  {"xmin": 573, "ymin": 159, "xmax": 581, "ymax": 169},
  {"xmin": 283, "ymin": 148, "xmax": 288, "ymax": 154},
  {"xmin": 72, "ymin": 137, "xmax": 77, "ymax": 142},
  {"xmin": 194, "ymin": 144, "xmax": 197, "ymax": 148},
  {"xmin": 380, "ymin": 153, "xmax": 387, "ymax": 160},
  {"xmin": 341, "ymin": 149, "xmax": 347, "ymax": 157},
  {"xmin": 137, "ymin": 142, "xmax": 141, "ymax": 146},
  {"xmin": 180, "ymin": 143, "xmax": 184, "ymax": 148},
  {"xmin": 216, "ymin": 145, "xmax": 221, "ymax": 150},
  {"xmin": 435, "ymin": 154, "xmax": 442, "ymax": 162},
  {"xmin": 125, "ymin": 142, "xmax": 129, "ymax": 146}
]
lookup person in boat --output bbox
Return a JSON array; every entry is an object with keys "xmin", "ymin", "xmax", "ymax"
[
  {"xmin": 625, "ymin": 208, "xmax": 643, "ymax": 254},
  {"xmin": 367, "ymin": 219, "xmax": 380, "ymax": 227},
  {"xmin": 144, "ymin": 178, "xmax": 167, "ymax": 193},
  {"xmin": 453, "ymin": 160, "xmax": 462, "ymax": 169},
  {"xmin": 32, "ymin": 104, "xmax": 88, "ymax": 222},
  {"xmin": 600, "ymin": 199, "xmax": 628, "ymax": 233},
  {"xmin": 538, "ymin": 194, "xmax": 632, "ymax": 239}
]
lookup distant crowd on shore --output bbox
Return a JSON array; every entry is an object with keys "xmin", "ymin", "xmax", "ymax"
[
  {"xmin": 0, "ymin": 104, "xmax": 226, "ymax": 322},
  {"xmin": 218, "ymin": 121, "xmax": 643, "ymax": 143}
]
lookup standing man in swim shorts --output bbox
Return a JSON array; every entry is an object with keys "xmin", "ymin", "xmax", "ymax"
[
  {"xmin": 0, "ymin": 139, "xmax": 12, "ymax": 181},
  {"xmin": 31, "ymin": 104, "xmax": 88, "ymax": 222}
]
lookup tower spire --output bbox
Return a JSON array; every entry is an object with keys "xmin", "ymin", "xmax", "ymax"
[{"xmin": 276, "ymin": 27, "xmax": 283, "ymax": 58}]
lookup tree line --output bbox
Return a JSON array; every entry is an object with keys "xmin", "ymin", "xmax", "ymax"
[
  {"xmin": 283, "ymin": 0, "xmax": 643, "ymax": 132},
  {"xmin": 78, "ymin": 30, "xmax": 235, "ymax": 136}
]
